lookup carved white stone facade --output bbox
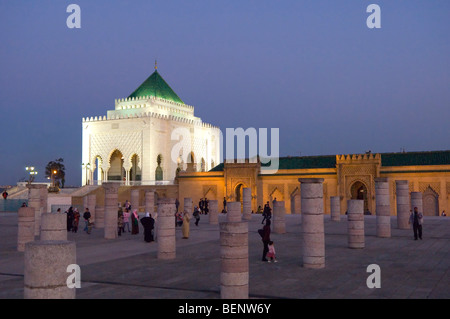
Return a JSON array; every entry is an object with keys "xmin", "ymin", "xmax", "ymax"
[{"xmin": 82, "ymin": 90, "xmax": 221, "ymax": 185}]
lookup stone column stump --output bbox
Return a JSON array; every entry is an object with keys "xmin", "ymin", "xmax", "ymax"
[
  {"xmin": 330, "ymin": 196, "xmax": 341, "ymax": 222},
  {"xmin": 227, "ymin": 202, "xmax": 242, "ymax": 222},
  {"xmin": 396, "ymin": 180, "xmax": 410, "ymax": 230},
  {"xmin": 103, "ymin": 182, "xmax": 119, "ymax": 239},
  {"xmin": 17, "ymin": 207, "xmax": 35, "ymax": 252},
  {"xmin": 157, "ymin": 198, "xmax": 176, "ymax": 260},
  {"xmin": 410, "ymin": 192, "xmax": 423, "ymax": 214},
  {"xmin": 220, "ymin": 221, "xmax": 248, "ymax": 299},
  {"xmin": 184, "ymin": 198, "xmax": 193, "ymax": 217},
  {"xmin": 131, "ymin": 189, "xmax": 140, "ymax": 212},
  {"xmin": 273, "ymin": 200, "xmax": 286, "ymax": 234},
  {"xmin": 375, "ymin": 178, "xmax": 391, "ymax": 238},
  {"xmin": 242, "ymin": 188, "xmax": 252, "ymax": 221},
  {"xmin": 208, "ymin": 200, "xmax": 219, "ymax": 225},
  {"xmin": 95, "ymin": 206, "xmax": 104, "ymax": 229},
  {"xmin": 145, "ymin": 191, "xmax": 155, "ymax": 214},
  {"xmin": 299, "ymin": 178, "xmax": 325, "ymax": 269},
  {"xmin": 87, "ymin": 194, "xmax": 96, "ymax": 224},
  {"xmin": 40, "ymin": 213, "xmax": 67, "ymax": 241},
  {"xmin": 27, "ymin": 184, "xmax": 47, "ymax": 237},
  {"xmin": 24, "ymin": 240, "xmax": 76, "ymax": 299},
  {"xmin": 347, "ymin": 200, "xmax": 365, "ymax": 249}
]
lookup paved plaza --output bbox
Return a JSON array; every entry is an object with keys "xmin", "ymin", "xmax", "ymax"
[{"xmin": 0, "ymin": 212, "xmax": 448, "ymax": 299}]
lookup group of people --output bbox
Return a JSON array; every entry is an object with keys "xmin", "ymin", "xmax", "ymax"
[
  {"xmin": 117, "ymin": 207, "xmax": 140, "ymax": 236},
  {"xmin": 198, "ymin": 198, "xmax": 209, "ymax": 214},
  {"xmin": 65, "ymin": 207, "xmax": 93, "ymax": 234}
]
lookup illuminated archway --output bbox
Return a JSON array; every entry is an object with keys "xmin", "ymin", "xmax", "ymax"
[
  {"xmin": 108, "ymin": 150, "xmax": 125, "ymax": 181},
  {"xmin": 350, "ymin": 181, "xmax": 368, "ymax": 212}
]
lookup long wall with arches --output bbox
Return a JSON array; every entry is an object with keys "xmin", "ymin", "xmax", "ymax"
[{"xmin": 177, "ymin": 151, "xmax": 450, "ymax": 216}]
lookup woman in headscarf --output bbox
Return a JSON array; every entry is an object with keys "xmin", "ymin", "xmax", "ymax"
[
  {"xmin": 131, "ymin": 209, "xmax": 139, "ymax": 235},
  {"xmin": 182, "ymin": 211, "xmax": 191, "ymax": 239},
  {"xmin": 140, "ymin": 212, "xmax": 155, "ymax": 242}
]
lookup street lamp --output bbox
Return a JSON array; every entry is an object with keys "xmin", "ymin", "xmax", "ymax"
[
  {"xmin": 51, "ymin": 169, "xmax": 58, "ymax": 187},
  {"xmin": 25, "ymin": 166, "xmax": 38, "ymax": 184}
]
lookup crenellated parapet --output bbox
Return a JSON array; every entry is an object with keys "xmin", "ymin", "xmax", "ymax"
[
  {"xmin": 83, "ymin": 112, "xmax": 219, "ymax": 130},
  {"xmin": 336, "ymin": 153, "xmax": 381, "ymax": 163}
]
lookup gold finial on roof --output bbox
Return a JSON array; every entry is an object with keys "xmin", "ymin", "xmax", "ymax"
[{"xmin": 155, "ymin": 59, "xmax": 158, "ymax": 70}]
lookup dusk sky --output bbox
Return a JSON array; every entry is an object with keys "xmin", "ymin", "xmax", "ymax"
[{"xmin": 0, "ymin": 1, "xmax": 449, "ymax": 187}]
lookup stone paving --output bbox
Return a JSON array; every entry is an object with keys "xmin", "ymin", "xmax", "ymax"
[{"xmin": 0, "ymin": 212, "xmax": 449, "ymax": 299}]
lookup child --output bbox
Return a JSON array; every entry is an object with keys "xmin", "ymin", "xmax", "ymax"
[{"xmin": 266, "ymin": 241, "xmax": 277, "ymax": 263}]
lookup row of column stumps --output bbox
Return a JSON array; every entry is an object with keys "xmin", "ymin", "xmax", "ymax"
[{"xmin": 22, "ymin": 179, "xmax": 424, "ymax": 299}]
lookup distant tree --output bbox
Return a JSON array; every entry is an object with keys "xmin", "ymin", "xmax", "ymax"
[{"xmin": 45, "ymin": 158, "xmax": 66, "ymax": 188}]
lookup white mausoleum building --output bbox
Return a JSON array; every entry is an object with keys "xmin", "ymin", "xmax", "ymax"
[{"xmin": 81, "ymin": 65, "xmax": 221, "ymax": 186}]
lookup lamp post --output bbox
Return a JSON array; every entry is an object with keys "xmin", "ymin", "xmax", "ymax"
[
  {"xmin": 25, "ymin": 166, "xmax": 38, "ymax": 185},
  {"xmin": 51, "ymin": 170, "xmax": 58, "ymax": 188}
]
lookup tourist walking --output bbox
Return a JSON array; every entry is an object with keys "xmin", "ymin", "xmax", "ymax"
[
  {"xmin": 259, "ymin": 219, "xmax": 271, "ymax": 262},
  {"xmin": 140, "ymin": 212, "xmax": 155, "ymax": 242},
  {"xmin": 123, "ymin": 209, "xmax": 131, "ymax": 232},
  {"xmin": 261, "ymin": 202, "xmax": 272, "ymax": 224},
  {"xmin": 182, "ymin": 211, "xmax": 191, "ymax": 239},
  {"xmin": 83, "ymin": 208, "xmax": 91, "ymax": 233},
  {"xmin": 2, "ymin": 190, "xmax": 8, "ymax": 200},
  {"xmin": 193, "ymin": 206, "xmax": 200, "ymax": 226},
  {"xmin": 131, "ymin": 209, "xmax": 139, "ymax": 234},
  {"xmin": 72, "ymin": 208, "xmax": 80, "ymax": 233},
  {"xmin": 409, "ymin": 207, "xmax": 424, "ymax": 240}
]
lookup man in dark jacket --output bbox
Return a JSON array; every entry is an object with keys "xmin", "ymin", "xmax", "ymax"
[{"xmin": 83, "ymin": 208, "xmax": 91, "ymax": 233}]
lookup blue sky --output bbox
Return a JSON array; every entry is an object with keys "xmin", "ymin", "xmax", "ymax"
[{"xmin": 0, "ymin": 0, "xmax": 449, "ymax": 186}]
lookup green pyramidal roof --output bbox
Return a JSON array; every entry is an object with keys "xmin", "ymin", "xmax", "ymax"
[{"xmin": 128, "ymin": 70, "xmax": 184, "ymax": 104}]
